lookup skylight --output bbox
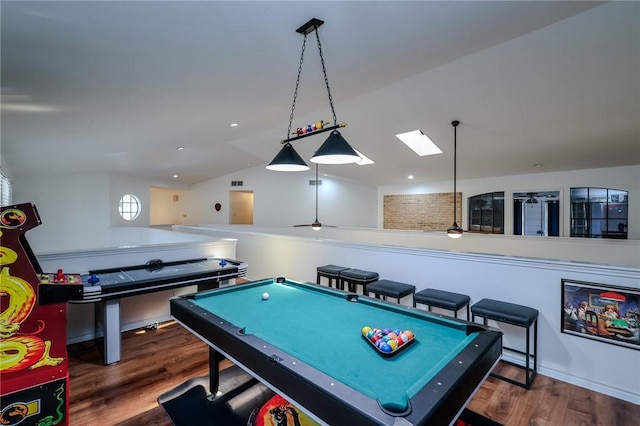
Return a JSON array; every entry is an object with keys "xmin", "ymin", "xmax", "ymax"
[
  {"xmin": 395, "ymin": 130, "xmax": 442, "ymax": 156},
  {"xmin": 354, "ymin": 149, "xmax": 375, "ymax": 165}
]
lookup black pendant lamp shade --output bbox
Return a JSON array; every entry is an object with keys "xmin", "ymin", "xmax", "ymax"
[
  {"xmin": 268, "ymin": 18, "xmax": 361, "ymax": 171},
  {"xmin": 266, "ymin": 142, "xmax": 309, "ymax": 172},
  {"xmin": 447, "ymin": 221, "xmax": 463, "ymax": 238},
  {"xmin": 310, "ymin": 130, "xmax": 361, "ymax": 164},
  {"xmin": 447, "ymin": 120, "xmax": 463, "ymax": 239}
]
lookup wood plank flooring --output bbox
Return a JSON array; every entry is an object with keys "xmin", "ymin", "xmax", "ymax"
[{"xmin": 67, "ymin": 321, "xmax": 638, "ymax": 426}]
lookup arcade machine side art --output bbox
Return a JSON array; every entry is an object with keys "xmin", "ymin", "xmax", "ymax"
[{"xmin": 0, "ymin": 203, "xmax": 82, "ymax": 426}]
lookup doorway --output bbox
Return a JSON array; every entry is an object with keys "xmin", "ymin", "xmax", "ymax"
[{"xmin": 229, "ymin": 190, "xmax": 254, "ymax": 224}]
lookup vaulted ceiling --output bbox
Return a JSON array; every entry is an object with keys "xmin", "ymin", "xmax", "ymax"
[{"xmin": 2, "ymin": 1, "xmax": 638, "ymax": 187}]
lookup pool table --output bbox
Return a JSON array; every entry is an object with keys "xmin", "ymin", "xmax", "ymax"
[{"xmin": 170, "ymin": 278, "xmax": 502, "ymax": 426}]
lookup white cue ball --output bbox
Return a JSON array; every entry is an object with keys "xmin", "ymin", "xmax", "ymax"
[{"xmin": 262, "ymin": 292, "xmax": 270, "ymax": 300}]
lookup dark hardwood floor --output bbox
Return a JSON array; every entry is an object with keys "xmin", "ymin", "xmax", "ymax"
[{"xmin": 68, "ymin": 321, "xmax": 638, "ymax": 426}]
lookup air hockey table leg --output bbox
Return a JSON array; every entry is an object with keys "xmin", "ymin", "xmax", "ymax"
[{"xmin": 95, "ymin": 298, "xmax": 122, "ymax": 364}]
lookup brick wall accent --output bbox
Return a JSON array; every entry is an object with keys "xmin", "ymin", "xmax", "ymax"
[{"xmin": 383, "ymin": 192, "xmax": 461, "ymax": 230}]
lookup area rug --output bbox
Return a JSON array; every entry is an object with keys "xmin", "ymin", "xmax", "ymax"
[
  {"xmin": 159, "ymin": 370, "xmax": 502, "ymax": 426},
  {"xmin": 457, "ymin": 408, "xmax": 503, "ymax": 426}
]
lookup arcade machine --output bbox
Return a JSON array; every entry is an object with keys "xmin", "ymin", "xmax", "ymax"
[{"xmin": 0, "ymin": 203, "xmax": 82, "ymax": 426}]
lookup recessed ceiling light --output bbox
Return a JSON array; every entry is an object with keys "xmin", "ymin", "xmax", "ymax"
[
  {"xmin": 230, "ymin": 123, "xmax": 239, "ymax": 127},
  {"xmin": 173, "ymin": 174, "xmax": 178, "ymax": 178},
  {"xmin": 408, "ymin": 175, "xmax": 414, "ymax": 180},
  {"xmin": 396, "ymin": 130, "xmax": 442, "ymax": 156},
  {"xmin": 354, "ymin": 149, "xmax": 375, "ymax": 165},
  {"xmin": 176, "ymin": 146, "xmax": 184, "ymax": 151}
]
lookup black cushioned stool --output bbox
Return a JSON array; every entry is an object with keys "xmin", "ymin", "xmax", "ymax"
[
  {"xmin": 316, "ymin": 265, "xmax": 349, "ymax": 288},
  {"xmin": 366, "ymin": 279, "xmax": 415, "ymax": 304},
  {"xmin": 413, "ymin": 289, "xmax": 471, "ymax": 319},
  {"xmin": 471, "ymin": 298, "xmax": 538, "ymax": 389},
  {"xmin": 339, "ymin": 269, "xmax": 379, "ymax": 294}
]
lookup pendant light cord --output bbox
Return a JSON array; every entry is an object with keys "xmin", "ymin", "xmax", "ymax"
[
  {"xmin": 286, "ymin": 25, "xmax": 339, "ymax": 139},
  {"xmin": 452, "ymin": 120, "xmax": 459, "ymax": 224},
  {"xmin": 315, "ymin": 29, "xmax": 338, "ymax": 126},
  {"xmin": 287, "ymin": 33, "xmax": 307, "ymax": 140},
  {"xmin": 315, "ymin": 163, "xmax": 319, "ymax": 221}
]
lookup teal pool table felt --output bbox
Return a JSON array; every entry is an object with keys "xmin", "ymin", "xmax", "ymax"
[{"xmin": 193, "ymin": 280, "xmax": 477, "ymax": 411}]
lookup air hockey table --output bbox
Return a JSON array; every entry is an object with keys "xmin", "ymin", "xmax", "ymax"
[{"xmin": 72, "ymin": 257, "xmax": 247, "ymax": 364}]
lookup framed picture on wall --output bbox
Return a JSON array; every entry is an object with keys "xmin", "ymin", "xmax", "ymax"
[{"xmin": 562, "ymin": 279, "xmax": 639, "ymax": 350}]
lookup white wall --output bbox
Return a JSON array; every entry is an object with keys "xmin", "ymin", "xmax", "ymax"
[
  {"xmin": 379, "ymin": 165, "xmax": 640, "ymax": 239},
  {"xmin": 172, "ymin": 226, "xmax": 640, "ymax": 405},
  {"xmin": 184, "ymin": 164, "xmax": 378, "ymax": 228},
  {"xmin": 12, "ymin": 165, "xmax": 637, "ymax": 253},
  {"xmin": 150, "ymin": 186, "xmax": 191, "ymax": 225},
  {"xmin": 12, "ymin": 172, "xmax": 189, "ymax": 252},
  {"xmin": 13, "ymin": 173, "xmax": 111, "ymax": 252}
]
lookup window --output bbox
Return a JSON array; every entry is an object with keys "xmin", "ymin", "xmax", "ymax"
[
  {"xmin": 468, "ymin": 192, "xmax": 504, "ymax": 234},
  {"xmin": 118, "ymin": 194, "xmax": 141, "ymax": 221},
  {"xmin": 513, "ymin": 191, "xmax": 560, "ymax": 237},
  {"xmin": 1, "ymin": 171, "xmax": 12, "ymax": 206},
  {"xmin": 570, "ymin": 187, "xmax": 628, "ymax": 239}
]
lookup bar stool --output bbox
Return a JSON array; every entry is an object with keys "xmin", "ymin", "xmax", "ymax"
[
  {"xmin": 366, "ymin": 279, "xmax": 416, "ymax": 304},
  {"xmin": 316, "ymin": 265, "xmax": 349, "ymax": 288},
  {"xmin": 471, "ymin": 298, "xmax": 539, "ymax": 389},
  {"xmin": 339, "ymin": 269, "xmax": 378, "ymax": 293},
  {"xmin": 413, "ymin": 288, "xmax": 470, "ymax": 320}
]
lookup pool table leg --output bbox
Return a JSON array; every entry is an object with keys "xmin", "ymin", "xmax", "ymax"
[{"xmin": 208, "ymin": 346, "xmax": 223, "ymax": 398}]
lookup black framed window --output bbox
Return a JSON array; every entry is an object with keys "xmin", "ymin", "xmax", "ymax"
[
  {"xmin": 468, "ymin": 192, "xmax": 504, "ymax": 234},
  {"xmin": 570, "ymin": 187, "xmax": 628, "ymax": 239},
  {"xmin": 513, "ymin": 191, "xmax": 560, "ymax": 237}
]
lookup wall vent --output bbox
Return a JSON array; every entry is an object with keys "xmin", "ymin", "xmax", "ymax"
[
  {"xmin": 309, "ymin": 179, "xmax": 322, "ymax": 186},
  {"xmin": 231, "ymin": 180, "xmax": 244, "ymax": 187}
]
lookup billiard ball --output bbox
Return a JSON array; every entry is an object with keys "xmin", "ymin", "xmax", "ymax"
[
  {"xmin": 361, "ymin": 326, "xmax": 372, "ymax": 336},
  {"xmin": 262, "ymin": 292, "xmax": 270, "ymax": 300},
  {"xmin": 379, "ymin": 343, "xmax": 392, "ymax": 353}
]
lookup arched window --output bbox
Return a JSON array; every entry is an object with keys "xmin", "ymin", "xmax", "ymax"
[{"xmin": 468, "ymin": 192, "xmax": 504, "ymax": 234}]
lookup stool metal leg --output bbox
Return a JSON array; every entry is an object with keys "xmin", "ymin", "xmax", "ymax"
[{"xmin": 525, "ymin": 321, "xmax": 531, "ymax": 388}]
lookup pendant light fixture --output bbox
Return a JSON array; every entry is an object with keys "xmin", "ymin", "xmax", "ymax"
[
  {"xmin": 267, "ymin": 18, "xmax": 360, "ymax": 172},
  {"xmin": 447, "ymin": 120, "xmax": 463, "ymax": 239},
  {"xmin": 293, "ymin": 163, "xmax": 335, "ymax": 230}
]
